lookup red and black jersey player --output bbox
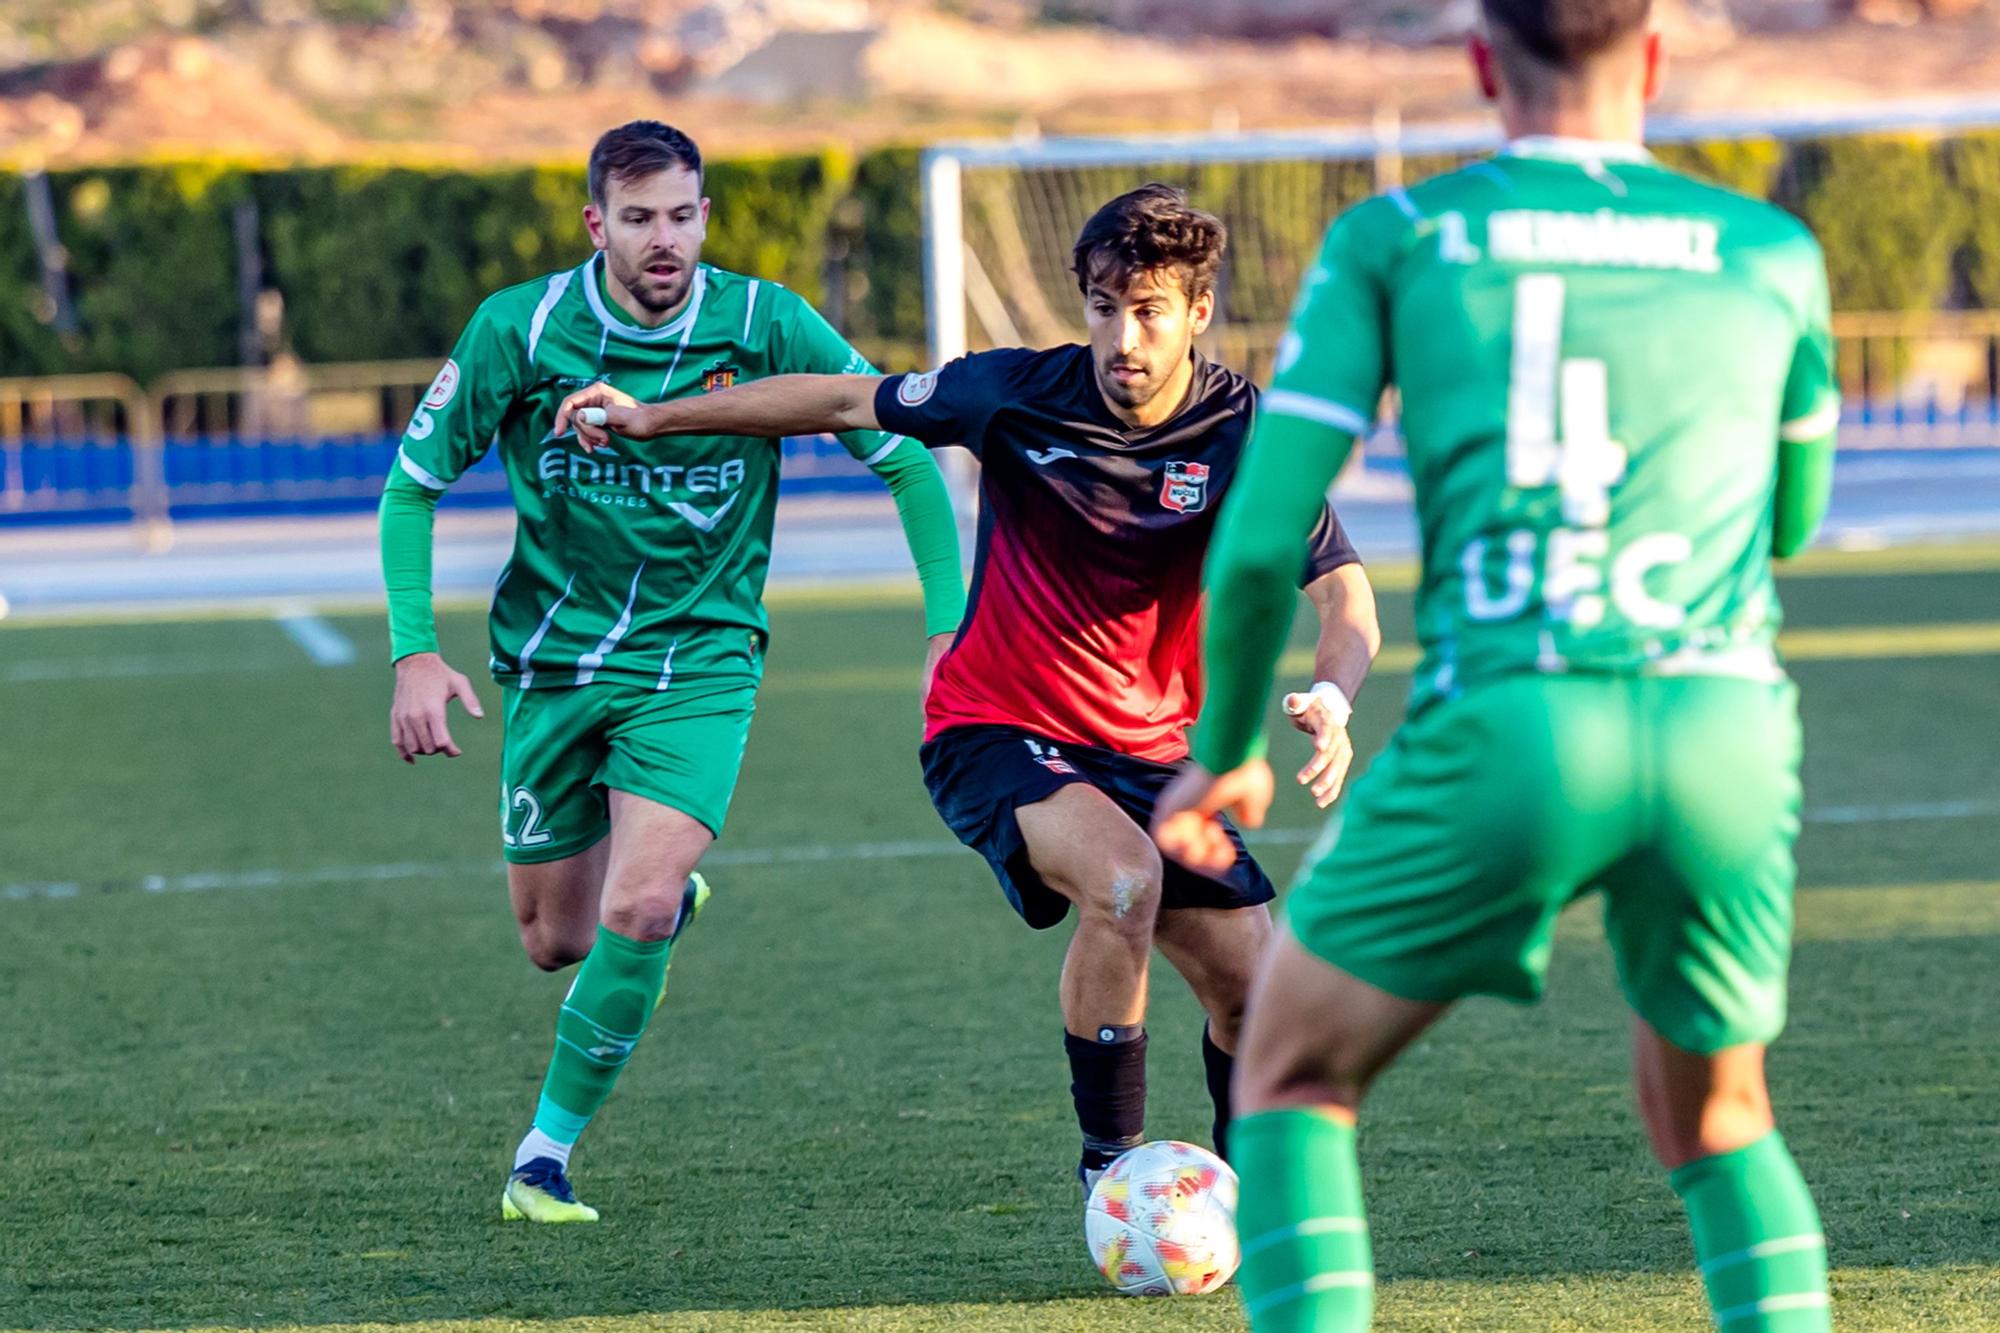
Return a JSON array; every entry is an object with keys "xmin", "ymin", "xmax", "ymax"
[{"xmin": 555, "ymin": 185, "xmax": 1381, "ymax": 1192}]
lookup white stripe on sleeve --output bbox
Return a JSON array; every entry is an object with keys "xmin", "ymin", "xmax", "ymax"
[
  {"xmin": 396, "ymin": 448, "xmax": 448, "ymax": 491},
  {"xmin": 1261, "ymin": 389, "xmax": 1373, "ymax": 436}
]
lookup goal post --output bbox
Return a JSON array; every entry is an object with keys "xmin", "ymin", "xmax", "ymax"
[{"xmin": 917, "ymin": 96, "xmax": 2000, "ymax": 373}]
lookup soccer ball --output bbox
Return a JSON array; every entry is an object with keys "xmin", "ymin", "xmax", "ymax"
[{"xmin": 1084, "ymin": 1140, "xmax": 1240, "ymax": 1296}]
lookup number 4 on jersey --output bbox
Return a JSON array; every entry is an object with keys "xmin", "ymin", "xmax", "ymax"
[{"xmin": 1507, "ymin": 274, "xmax": 1626, "ymax": 527}]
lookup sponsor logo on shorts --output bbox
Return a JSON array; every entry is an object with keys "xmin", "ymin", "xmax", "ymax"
[
  {"xmin": 897, "ymin": 370, "xmax": 940, "ymax": 406},
  {"xmin": 1160, "ymin": 460, "xmax": 1210, "ymax": 513},
  {"xmin": 1023, "ymin": 738, "xmax": 1076, "ymax": 775}
]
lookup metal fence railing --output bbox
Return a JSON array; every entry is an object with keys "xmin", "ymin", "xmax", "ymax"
[
  {"xmin": 3, "ymin": 314, "xmax": 1996, "ymax": 544},
  {"xmin": 0, "ymin": 371, "xmax": 154, "ymax": 532},
  {"xmin": 1828, "ymin": 311, "xmax": 2000, "ymax": 450},
  {"xmin": 149, "ymin": 360, "xmax": 509, "ymax": 522}
]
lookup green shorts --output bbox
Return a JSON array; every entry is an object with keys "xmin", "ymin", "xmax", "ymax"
[
  {"xmin": 499, "ymin": 677, "xmax": 758, "ymax": 863},
  {"xmin": 1289, "ymin": 672, "xmax": 1802, "ymax": 1053}
]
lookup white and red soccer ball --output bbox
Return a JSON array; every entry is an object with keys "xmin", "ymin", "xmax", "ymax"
[{"xmin": 1084, "ymin": 1140, "xmax": 1241, "ymax": 1297}]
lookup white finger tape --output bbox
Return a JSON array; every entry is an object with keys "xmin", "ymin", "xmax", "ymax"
[
  {"xmin": 1283, "ymin": 680, "xmax": 1353, "ymax": 728},
  {"xmin": 579, "ymin": 407, "xmax": 608, "ymax": 426}
]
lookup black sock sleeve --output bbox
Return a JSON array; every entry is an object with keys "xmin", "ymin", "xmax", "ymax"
[{"xmin": 1065, "ymin": 1027, "xmax": 1148, "ymax": 1168}]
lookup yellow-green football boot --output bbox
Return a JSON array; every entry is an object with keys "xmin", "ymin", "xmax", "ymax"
[{"xmin": 501, "ymin": 1158, "xmax": 599, "ymax": 1224}]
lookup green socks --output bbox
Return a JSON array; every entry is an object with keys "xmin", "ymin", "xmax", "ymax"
[
  {"xmin": 531, "ymin": 925, "xmax": 672, "ymax": 1147},
  {"xmin": 1229, "ymin": 1114, "xmax": 1825, "ymax": 1333},
  {"xmin": 1231, "ymin": 1108, "xmax": 1374, "ymax": 1332},
  {"xmin": 1671, "ymin": 1132, "xmax": 1830, "ymax": 1330}
]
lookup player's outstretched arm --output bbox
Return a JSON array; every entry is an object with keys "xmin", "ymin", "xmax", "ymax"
[
  {"xmin": 1285, "ymin": 564, "xmax": 1382, "ymax": 808},
  {"xmin": 556, "ymin": 375, "xmax": 883, "ymax": 452}
]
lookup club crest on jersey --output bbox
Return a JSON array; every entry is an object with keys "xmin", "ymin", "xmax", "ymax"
[
  {"xmin": 700, "ymin": 361, "xmax": 741, "ymax": 393},
  {"xmin": 1160, "ymin": 460, "xmax": 1210, "ymax": 513}
]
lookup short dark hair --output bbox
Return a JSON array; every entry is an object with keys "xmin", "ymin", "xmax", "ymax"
[
  {"xmin": 588, "ymin": 121, "xmax": 703, "ymax": 207},
  {"xmin": 1071, "ymin": 184, "xmax": 1226, "ymax": 304},
  {"xmin": 1480, "ymin": 0, "xmax": 1651, "ymax": 68}
]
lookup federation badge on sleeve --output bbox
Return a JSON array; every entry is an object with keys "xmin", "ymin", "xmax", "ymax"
[
  {"xmin": 422, "ymin": 359, "xmax": 460, "ymax": 410},
  {"xmin": 1160, "ymin": 460, "xmax": 1210, "ymax": 513}
]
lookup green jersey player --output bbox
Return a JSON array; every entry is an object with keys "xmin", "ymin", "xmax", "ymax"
[
  {"xmin": 1153, "ymin": 3, "xmax": 1837, "ymax": 1329},
  {"xmin": 378, "ymin": 121, "xmax": 965, "ymax": 1223}
]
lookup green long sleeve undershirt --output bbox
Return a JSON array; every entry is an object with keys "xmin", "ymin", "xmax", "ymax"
[
  {"xmin": 1192, "ymin": 413, "xmax": 1355, "ymax": 775},
  {"xmin": 380, "ymin": 470, "xmax": 444, "ymax": 663},
  {"xmin": 1773, "ymin": 434, "xmax": 1836, "ymax": 559},
  {"xmin": 865, "ymin": 436, "xmax": 968, "ymax": 638},
  {"xmin": 377, "ymin": 442, "xmax": 966, "ymax": 666}
]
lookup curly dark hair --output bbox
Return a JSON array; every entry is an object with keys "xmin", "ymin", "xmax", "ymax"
[
  {"xmin": 1480, "ymin": 0, "xmax": 1652, "ymax": 67},
  {"xmin": 588, "ymin": 121, "xmax": 703, "ymax": 207},
  {"xmin": 1071, "ymin": 184, "xmax": 1227, "ymax": 304}
]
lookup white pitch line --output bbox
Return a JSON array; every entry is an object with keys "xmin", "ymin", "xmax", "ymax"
[
  {"xmin": 2, "ymin": 799, "xmax": 1991, "ymax": 905},
  {"xmin": 273, "ymin": 604, "xmax": 357, "ymax": 667},
  {"xmin": 0, "ymin": 654, "xmax": 293, "ymax": 685},
  {"xmin": 1803, "ymin": 797, "xmax": 2000, "ymax": 824}
]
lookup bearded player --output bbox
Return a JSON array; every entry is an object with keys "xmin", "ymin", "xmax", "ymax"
[
  {"xmin": 554, "ymin": 184, "xmax": 1381, "ymax": 1198},
  {"xmin": 379, "ymin": 121, "xmax": 965, "ymax": 1223},
  {"xmin": 1154, "ymin": 2, "xmax": 1839, "ymax": 1328}
]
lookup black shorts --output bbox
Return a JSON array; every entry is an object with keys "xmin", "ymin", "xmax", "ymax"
[{"xmin": 919, "ymin": 723, "xmax": 1276, "ymax": 930}]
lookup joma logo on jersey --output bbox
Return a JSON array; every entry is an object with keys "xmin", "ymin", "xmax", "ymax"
[
  {"xmin": 1160, "ymin": 460, "xmax": 1210, "ymax": 513},
  {"xmin": 700, "ymin": 361, "xmax": 741, "ymax": 393}
]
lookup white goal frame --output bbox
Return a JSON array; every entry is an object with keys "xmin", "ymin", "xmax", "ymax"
[{"xmin": 918, "ymin": 96, "xmax": 2000, "ymax": 368}]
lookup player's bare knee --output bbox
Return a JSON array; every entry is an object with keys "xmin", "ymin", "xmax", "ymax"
[
  {"xmin": 519, "ymin": 918, "xmax": 591, "ymax": 971},
  {"xmin": 600, "ymin": 880, "xmax": 685, "ymax": 942},
  {"xmin": 1635, "ymin": 1060, "xmax": 1773, "ymax": 1167},
  {"xmin": 1074, "ymin": 863, "xmax": 1162, "ymax": 944}
]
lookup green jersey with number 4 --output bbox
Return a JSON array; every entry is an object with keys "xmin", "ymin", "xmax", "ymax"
[
  {"xmin": 388, "ymin": 254, "xmax": 955, "ymax": 687},
  {"xmin": 1269, "ymin": 137, "xmax": 1838, "ymax": 712}
]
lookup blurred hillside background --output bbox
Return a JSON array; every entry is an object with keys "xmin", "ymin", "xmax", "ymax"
[{"xmin": 2, "ymin": 0, "xmax": 1995, "ymax": 164}]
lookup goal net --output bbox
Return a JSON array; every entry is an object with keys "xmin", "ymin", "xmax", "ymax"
[
  {"xmin": 917, "ymin": 101, "xmax": 2000, "ymax": 463},
  {"xmin": 919, "ymin": 119, "xmax": 1429, "ymax": 389}
]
